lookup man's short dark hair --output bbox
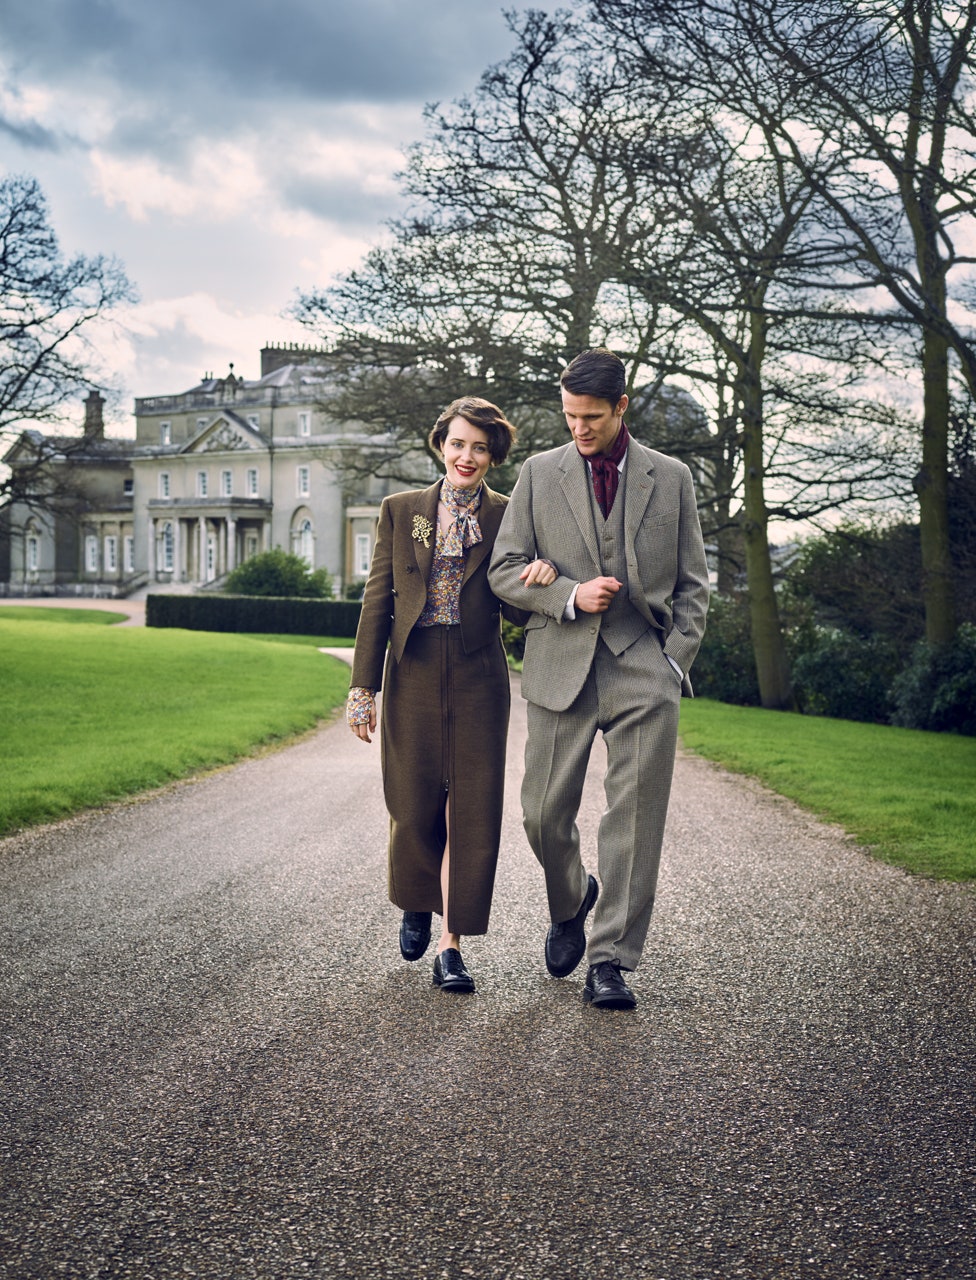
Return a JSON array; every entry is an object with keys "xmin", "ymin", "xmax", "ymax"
[{"xmin": 560, "ymin": 348, "xmax": 626, "ymax": 406}]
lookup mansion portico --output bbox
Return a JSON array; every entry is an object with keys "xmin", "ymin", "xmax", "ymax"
[
  {"xmin": 2, "ymin": 345, "xmax": 411, "ymax": 597},
  {"xmin": 141, "ymin": 410, "xmax": 281, "ymax": 587}
]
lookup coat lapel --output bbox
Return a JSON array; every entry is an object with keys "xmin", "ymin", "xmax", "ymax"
[
  {"xmin": 409, "ymin": 480, "xmax": 440, "ymax": 582},
  {"xmin": 558, "ymin": 445, "xmax": 602, "ymax": 573},
  {"xmin": 623, "ymin": 441, "xmax": 656, "ymax": 546},
  {"xmin": 623, "ymin": 442, "xmax": 657, "ymax": 621}
]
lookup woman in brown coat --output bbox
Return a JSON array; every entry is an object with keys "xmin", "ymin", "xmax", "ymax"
[{"xmin": 346, "ymin": 397, "xmax": 554, "ymax": 993}]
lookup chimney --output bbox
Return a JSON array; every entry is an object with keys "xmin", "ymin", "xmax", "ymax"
[
  {"xmin": 261, "ymin": 341, "xmax": 329, "ymax": 377},
  {"xmin": 84, "ymin": 390, "xmax": 105, "ymax": 440}
]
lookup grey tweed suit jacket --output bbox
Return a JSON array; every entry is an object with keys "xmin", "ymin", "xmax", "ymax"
[{"xmin": 488, "ymin": 439, "xmax": 710, "ymax": 712}]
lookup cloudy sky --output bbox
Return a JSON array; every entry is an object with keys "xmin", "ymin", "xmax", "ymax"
[{"xmin": 0, "ymin": 0, "xmax": 565, "ymax": 429}]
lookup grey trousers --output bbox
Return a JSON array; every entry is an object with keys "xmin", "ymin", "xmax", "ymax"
[{"xmin": 521, "ymin": 630, "xmax": 682, "ymax": 971}]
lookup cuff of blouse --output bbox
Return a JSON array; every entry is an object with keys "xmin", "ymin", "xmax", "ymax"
[{"xmin": 346, "ymin": 687, "xmax": 376, "ymax": 725}]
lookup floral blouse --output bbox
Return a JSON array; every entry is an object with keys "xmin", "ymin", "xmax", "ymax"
[
  {"xmin": 416, "ymin": 537, "xmax": 464, "ymax": 628},
  {"xmin": 347, "ymin": 520, "xmax": 469, "ymax": 727}
]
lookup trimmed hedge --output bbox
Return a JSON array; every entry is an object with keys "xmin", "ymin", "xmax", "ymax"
[{"xmin": 146, "ymin": 593, "xmax": 362, "ymax": 637}]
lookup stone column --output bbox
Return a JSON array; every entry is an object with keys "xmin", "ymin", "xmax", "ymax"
[
  {"xmin": 198, "ymin": 517, "xmax": 206, "ymax": 583},
  {"xmin": 173, "ymin": 518, "xmax": 182, "ymax": 581},
  {"xmin": 147, "ymin": 517, "xmax": 156, "ymax": 580},
  {"xmin": 227, "ymin": 517, "xmax": 237, "ymax": 572}
]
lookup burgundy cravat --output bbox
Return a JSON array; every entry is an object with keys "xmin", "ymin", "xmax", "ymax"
[{"xmin": 584, "ymin": 422, "xmax": 630, "ymax": 518}]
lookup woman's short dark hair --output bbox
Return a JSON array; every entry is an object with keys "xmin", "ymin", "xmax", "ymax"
[
  {"xmin": 560, "ymin": 348, "xmax": 627, "ymax": 407},
  {"xmin": 428, "ymin": 396, "xmax": 517, "ymax": 465}
]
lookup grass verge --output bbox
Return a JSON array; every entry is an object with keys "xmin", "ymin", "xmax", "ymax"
[
  {"xmin": 0, "ymin": 615, "xmax": 352, "ymax": 836},
  {"xmin": 4, "ymin": 612, "xmax": 973, "ymax": 883},
  {"xmin": 0, "ymin": 606, "xmax": 128, "ymax": 626},
  {"xmin": 239, "ymin": 633, "xmax": 355, "ymax": 647},
  {"xmin": 679, "ymin": 698, "xmax": 976, "ymax": 882}
]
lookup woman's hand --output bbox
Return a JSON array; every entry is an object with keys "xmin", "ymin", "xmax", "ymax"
[
  {"xmin": 347, "ymin": 689, "xmax": 377, "ymax": 743},
  {"xmin": 351, "ymin": 714, "xmax": 376, "ymax": 743},
  {"xmin": 520, "ymin": 558, "xmax": 557, "ymax": 587}
]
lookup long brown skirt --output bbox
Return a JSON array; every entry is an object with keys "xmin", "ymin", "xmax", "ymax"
[{"xmin": 380, "ymin": 624, "xmax": 511, "ymax": 935}]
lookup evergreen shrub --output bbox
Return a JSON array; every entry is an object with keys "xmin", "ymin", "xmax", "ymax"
[
  {"xmin": 792, "ymin": 629, "xmax": 899, "ymax": 724},
  {"xmin": 501, "ymin": 617, "xmax": 525, "ymax": 664},
  {"xmin": 889, "ymin": 623, "xmax": 976, "ymax": 735},
  {"xmin": 691, "ymin": 592, "xmax": 761, "ymax": 705},
  {"xmin": 224, "ymin": 549, "xmax": 333, "ymax": 598}
]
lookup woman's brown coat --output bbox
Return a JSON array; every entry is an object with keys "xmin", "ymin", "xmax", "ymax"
[{"xmin": 350, "ymin": 479, "xmax": 526, "ymax": 934}]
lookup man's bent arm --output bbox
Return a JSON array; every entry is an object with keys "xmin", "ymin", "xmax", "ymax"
[{"xmin": 488, "ymin": 459, "xmax": 577, "ymax": 621}]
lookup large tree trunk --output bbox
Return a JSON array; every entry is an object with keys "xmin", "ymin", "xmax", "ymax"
[
  {"xmin": 712, "ymin": 370, "xmax": 742, "ymax": 594},
  {"xmin": 707, "ymin": 430, "xmax": 737, "ymax": 593},
  {"xmin": 712, "ymin": 442, "xmax": 740, "ymax": 595},
  {"xmin": 714, "ymin": 501, "xmax": 739, "ymax": 595},
  {"xmin": 916, "ymin": 323, "xmax": 956, "ymax": 645},
  {"xmin": 739, "ymin": 332, "xmax": 796, "ymax": 711}
]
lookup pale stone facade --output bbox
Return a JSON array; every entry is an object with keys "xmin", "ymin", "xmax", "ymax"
[
  {"xmin": 3, "ymin": 391, "xmax": 138, "ymax": 595},
  {"xmin": 2, "ymin": 346, "xmax": 410, "ymax": 597}
]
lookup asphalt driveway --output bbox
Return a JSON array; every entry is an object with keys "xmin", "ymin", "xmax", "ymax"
[{"xmin": 1, "ymin": 661, "xmax": 974, "ymax": 1279}]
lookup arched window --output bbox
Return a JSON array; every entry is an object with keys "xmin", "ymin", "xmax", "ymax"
[{"xmin": 297, "ymin": 518, "xmax": 314, "ymax": 567}]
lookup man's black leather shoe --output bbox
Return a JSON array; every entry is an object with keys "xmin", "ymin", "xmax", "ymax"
[
  {"xmin": 545, "ymin": 874, "xmax": 599, "ymax": 978},
  {"xmin": 432, "ymin": 948, "xmax": 475, "ymax": 994},
  {"xmin": 399, "ymin": 911, "xmax": 432, "ymax": 961},
  {"xmin": 583, "ymin": 960, "xmax": 637, "ymax": 1010}
]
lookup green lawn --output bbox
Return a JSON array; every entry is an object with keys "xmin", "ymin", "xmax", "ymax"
[
  {"xmin": 240, "ymin": 633, "xmax": 355, "ymax": 647},
  {"xmin": 679, "ymin": 699, "xmax": 976, "ymax": 882},
  {"xmin": 0, "ymin": 613, "xmax": 352, "ymax": 836},
  {"xmin": 3, "ymin": 611, "xmax": 974, "ymax": 883},
  {"xmin": 0, "ymin": 605, "xmax": 128, "ymax": 626}
]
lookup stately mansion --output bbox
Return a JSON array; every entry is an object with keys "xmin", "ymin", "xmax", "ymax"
[{"xmin": 1, "ymin": 345, "xmax": 413, "ymax": 598}]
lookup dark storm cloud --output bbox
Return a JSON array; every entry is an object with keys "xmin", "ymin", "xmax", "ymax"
[
  {"xmin": 282, "ymin": 172, "xmax": 402, "ymax": 229},
  {"xmin": 0, "ymin": 113, "xmax": 65, "ymax": 150},
  {"xmin": 0, "ymin": 0, "xmax": 523, "ymax": 107},
  {"xmin": 0, "ymin": 0, "xmax": 567, "ymax": 404}
]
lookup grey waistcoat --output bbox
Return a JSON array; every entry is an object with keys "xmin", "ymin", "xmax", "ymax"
[{"xmin": 589, "ymin": 471, "xmax": 652, "ymax": 656}]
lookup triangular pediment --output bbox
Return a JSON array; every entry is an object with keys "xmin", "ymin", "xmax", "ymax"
[
  {"xmin": 3, "ymin": 429, "xmax": 53, "ymax": 467},
  {"xmin": 183, "ymin": 412, "xmax": 266, "ymax": 454}
]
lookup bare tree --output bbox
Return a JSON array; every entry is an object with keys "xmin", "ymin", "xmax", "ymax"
[
  {"xmin": 1, "ymin": 174, "xmax": 135, "ymax": 513},
  {"xmin": 594, "ymin": 0, "xmax": 976, "ymax": 646},
  {"xmin": 293, "ymin": 10, "xmax": 679, "ymax": 486},
  {"xmin": 604, "ymin": 52, "xmax": 913, "ymax": 707},
  {"xmin": 298, "ymin": 6, "xmax": 921, "ymax": 708},
  {"xmin": 766, "ymin": 0, "xmax": 976, "ymax": 646}
]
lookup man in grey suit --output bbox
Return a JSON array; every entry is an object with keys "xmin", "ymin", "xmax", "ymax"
[{"xmin": 489, "ymin": 348, "xmax": 709, "ymax": 1010}]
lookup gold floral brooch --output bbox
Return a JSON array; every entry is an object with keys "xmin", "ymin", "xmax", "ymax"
[{"xmin": 411, "ymin": 514, "xmax": 433, "ymax": 548}]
